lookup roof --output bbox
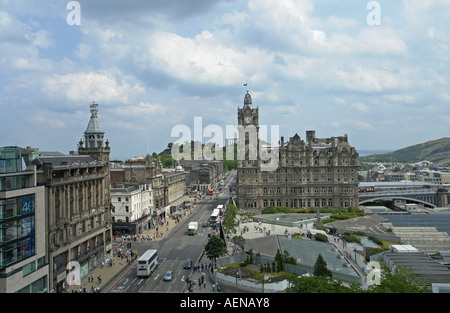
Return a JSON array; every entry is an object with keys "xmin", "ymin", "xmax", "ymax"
[
  {"xmin": 85, "ymin": 102, "xmax": 104, "ymax": 134},
  {"xmin": 278, "ymin": 236, "xmax": 360, "ymax": 278},
  {"xmin": 111, "ymin": 186, "xmax": 141, "ymax": 194},
  {"xmin": 326, "ymin": 213, "xmax": 396, "ymax": 238},
  {"xmin": 31, "ymin": 155, "xmax": 104, "ymax": 169},
  {"xmin": 244, "ymin": 235, "xmax": 280, "ymax": 258},
  {"xmin": 383, "ymin": 252, "xmax": 450, "ymax": 284},
  {"xmin": 382, "ymin": 213, "xmax": 450, "ymax": 237}
]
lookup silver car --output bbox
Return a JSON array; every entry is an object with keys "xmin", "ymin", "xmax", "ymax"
[{"xmin": 163, "ymin": 270, "xmax": 174, "ymax": 281}]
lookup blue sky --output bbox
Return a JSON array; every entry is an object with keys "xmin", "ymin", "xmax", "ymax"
[{"xmin": 1, "ymin": 0, "xmax": 449, "ymax": 160}]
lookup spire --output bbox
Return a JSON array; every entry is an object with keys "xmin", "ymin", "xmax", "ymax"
[
  {"xmin": 84, "ymin": 101, "xmax": 105, "ymax": 149},
  {"xmin": 243, "ymin": 90, "xmax": 252, "ymax": 108}
]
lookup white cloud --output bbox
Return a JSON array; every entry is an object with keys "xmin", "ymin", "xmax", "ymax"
[
  {"xmin": 147, "ymin": 30, "xmax": 256, "ymax": 86},
  {"xmin": 439, "ymin": 115, "xmax": 450, "ymax": 123},
  {"xmin": 111, "ymin": 101, "xmax": 166, "ymax": 117},
  {"xmin": 31, "ymin": 115, "xmax": 66, "ymax": 128},
  {"xmin": 345, "ymin": 119, "xmax": 374, "ymax": 131},
  {"xmin": 0, "ymin": 11, "xmax": 54, "ymax": 71},
  {"xmin": 353, "ymin": 102, "xmax": 370, "ymax": 113},
  {"xmin": 333, "ymin": 65, "xmax": 411, "ymax": 92},
  {"xmin": 1, "ymin": 0, "xmax": 450, "ymax": 155},
  {"xmin": 42, "ymin": 70, "xmax": 145, "ymax": 104}
]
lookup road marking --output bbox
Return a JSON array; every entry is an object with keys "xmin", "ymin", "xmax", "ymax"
[{"xmin": 154, "ymin": 274, "xmax": 159, "ymax": 280}]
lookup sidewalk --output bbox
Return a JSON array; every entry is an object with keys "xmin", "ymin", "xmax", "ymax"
[
  {"xmin": 68, "ymin": 196, "xmax": 202, "ymax": 293},
  {"xmin": 73, "ymin": 256, "xmax": 133, "ymax": 293},
  {"xmin": 183, "ymin": 252, "xmax": 217, "ymax": 293}
]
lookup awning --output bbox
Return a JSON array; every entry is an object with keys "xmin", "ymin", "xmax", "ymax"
[{"xmin": 169, "ymin": 195, "xmax": 188, "ymax": 207}]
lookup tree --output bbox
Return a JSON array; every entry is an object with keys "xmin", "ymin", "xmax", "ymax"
[
  {"xmin": 288, "ymin": 263, "xmax": 431, "ymax": 294},
  {"xmin": 223, "ymin": 204, "xmax": 238, "ymax": 232},
  {"xmin": 275, "ymin": 249, "xmax": 284, "ymax": 272},
  {"xmin": 204, "ymin": 236, "xmax": 227, "ymax": 272},
  {"xmin": 288, "ymin": 276, "xmax": 356, "ymax": 293},
  {"xmin": 313, "ymin": 253, "xmax": 332, "ymax": 278},
  {"xmin": 367, "ymin": 265, "xmax": 430, "ymax": 293},
  {"xmin": 283, "ymin": 250, "xmax": 297, "ymax": 265}
]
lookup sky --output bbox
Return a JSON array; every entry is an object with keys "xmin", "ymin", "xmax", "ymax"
[{"xmin": 1, "ymin": 0, "xmax": 449, "ymax": 160}]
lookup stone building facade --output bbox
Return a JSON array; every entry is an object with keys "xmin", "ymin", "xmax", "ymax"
[
  {"xmin": 31, "ymin": 102, "xmax": 113, "ymax": 292},
  {"xmin": 111, "ymin": 154, "xmax": 187, "ymax": 232},
  {"xmin": 110, "ymin": 183, "xmax": 153, "ymax": 235},
  {"xmin": 236, "ymin": 92, "xmax": 359, "ymax": 211},
  {"xmin": 182, "ymin": 160, "xmax": 224, "ymax": 191}
]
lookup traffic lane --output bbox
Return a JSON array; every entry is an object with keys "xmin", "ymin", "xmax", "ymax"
[
  {"xmin": 139, "ymin": 259, "xmax": 187, "ymax": 293},
  {"xmin": 108, "ymin": 267, "xmax": 148, "ymax": 293}
]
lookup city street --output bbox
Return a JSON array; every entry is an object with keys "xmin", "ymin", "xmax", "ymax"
[{"xmin": 108, "ymin": 171, "xmax": 236, "ymax": 293}]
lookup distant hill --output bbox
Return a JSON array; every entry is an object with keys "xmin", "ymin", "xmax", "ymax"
[{"xmin": 359, "ymin": 137, "xmax": 450, "ymax": 164}]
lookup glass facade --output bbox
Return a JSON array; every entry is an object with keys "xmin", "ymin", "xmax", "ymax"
[
  {"xmin": 0, "ymin": 175, "xmax": 30, "ymax": 191},
  {"xmin": 16, "ymin": 275, "xmax": 47, "ymax": 293},
  {"xmin": 0, "ymin": 194, "xmax": 36, "ymax": 268},
  {"xmin": 0, "ymin": 146, "xmax": 46, "ymax": 292},
  {"xmin": 0, "ymin": 147, "xmax": 30, "ymax": 191},
  {"xmin": 0, "ymin": 147, "xmax": 23, "ymax": 174}
]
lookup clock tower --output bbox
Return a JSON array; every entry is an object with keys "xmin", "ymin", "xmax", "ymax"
[
  {"xmin": 236, "ymin": 91, "xmax": 261, "ymax": 210},
  {"xmin": 237, "ymin": 91, "xmax": 259, "ymax": 160}
]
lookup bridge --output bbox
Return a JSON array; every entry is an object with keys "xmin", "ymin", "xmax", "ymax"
[{"xmin": 358, "ymin": 182, "xmax": 449, "ymax": 209}]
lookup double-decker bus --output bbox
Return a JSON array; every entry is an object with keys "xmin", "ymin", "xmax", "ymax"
[
  {"xmin": 137, "ymin": 249, "xmax": 158, "ymax": 277},
  {"xmin": 209, "ymin": 209, "xmax": 220, "ymax": 225}
]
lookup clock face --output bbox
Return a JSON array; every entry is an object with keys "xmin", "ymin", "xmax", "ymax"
[{"xmin": 244, "ymin": 116, "xmax": 252, "ymax": 124}]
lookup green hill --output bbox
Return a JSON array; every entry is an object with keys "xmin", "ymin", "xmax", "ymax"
[{"xmin": 360, "ymin": 137, "xmax": 450, "ymax": 164}]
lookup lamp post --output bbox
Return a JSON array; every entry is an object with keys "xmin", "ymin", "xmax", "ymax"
[
  {"xmin": 235, "ymin": 268, "xmax": 241, "ymax": 289},
  {"xmin": 262, "ymin": 275, "xmax": 268, "ymax": 293},
  {"xmin": 214, "ymin": 257, "xmax": 217, "ymax": 292}
]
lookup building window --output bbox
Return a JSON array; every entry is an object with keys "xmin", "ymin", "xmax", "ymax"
[{"xmin": 23, "ymin": 260, "xmax": 36, "ymax": 277}]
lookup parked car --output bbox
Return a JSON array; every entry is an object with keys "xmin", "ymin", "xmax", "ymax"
[{"xmin": 163, "ymin": 270, "xmax": 174, "ymax": 281}]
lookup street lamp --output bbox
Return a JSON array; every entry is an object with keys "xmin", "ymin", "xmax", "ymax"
[
  {"xmin": 235, "ymin": 268, "xmax": 241, "ymax": 289},
  {"xmin": 262, "ymin": 275, "xmax": 268, "ymax": 293}
]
